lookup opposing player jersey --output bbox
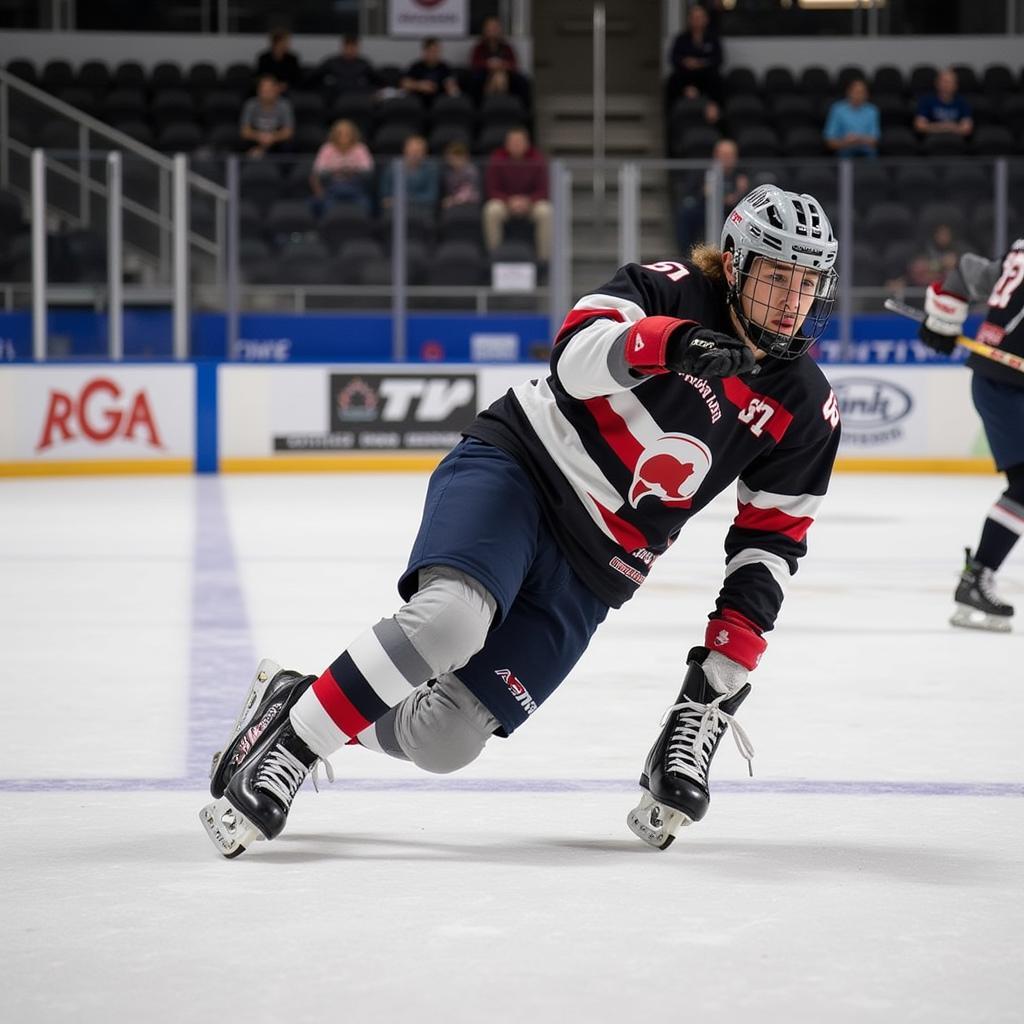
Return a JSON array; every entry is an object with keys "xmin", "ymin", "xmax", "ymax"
[
  {"xmin": 465, "ymin": 259, "xmax": 841, "ymax": 633},
  {"xmin": 952, "ymin": 239, "xmax": 1024, "ymax": 390}
]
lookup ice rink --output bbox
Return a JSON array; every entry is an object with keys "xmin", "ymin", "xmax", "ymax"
[{"xmin": 2, "ymin": 469, "xmax": 1023, "ymax": 1024}]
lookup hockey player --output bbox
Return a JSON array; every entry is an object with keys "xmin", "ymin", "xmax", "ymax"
[
  {"xmin": 201, "ymin": 186, "xmax": 841, "ymax": 857},
  {"xmin": 918, "ymin": 239, "xmax": 1024, "ymax": 632}
]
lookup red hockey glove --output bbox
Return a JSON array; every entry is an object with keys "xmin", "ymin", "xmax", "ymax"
[{"xmin": 919, "ymin": 280, "xmax": 967, "ymax": 356}]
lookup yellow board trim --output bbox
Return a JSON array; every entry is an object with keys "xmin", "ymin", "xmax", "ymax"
[
  {"xmin": 834, "ymin": 457, "xmax": 996, "ymax": 474},
  {"xmin": 0, "ymin": 458, "xmax": 194, "ymax": 477},
  {"xmin": 220, "ymin": 454, "xmax": 446, "ymax": 473},
  {"xmin": 0, "ymin": 455, "xmax": 998, "ymax": 477}
]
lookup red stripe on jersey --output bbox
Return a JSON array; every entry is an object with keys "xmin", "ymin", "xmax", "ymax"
[
  {"xmin": 593, "ymin": 497, "xmax": 649, "ymax": 552},
  {"xmin": 736, "ymin": 501, "xmax": 813, "ymax": 542},
  {"xmin": 312, "ymin": 669, "xmax": 371, "ymax": 739},
  {"xmin": 584, "ymin": 395, "xmax": 644, "ymax": 470},
  {"xmin": 555, "ymin": 307, "xmax": 626, "ymax": 344},
  {"xmin": 722, "ymin": 377, "xmax": 794, "ymax": 443}
]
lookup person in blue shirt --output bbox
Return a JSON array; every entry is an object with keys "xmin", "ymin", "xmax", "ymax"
[
  {"xmin": 913, "ymin": 67, "xmax": 973, "ymax": 139},
  {"xmin": 823, "ymin": 77, "xmax": 880, "ymax": 158},
  {"xmin": 380, "ymin": 134, "xmax": 440, "ymax": 215}
]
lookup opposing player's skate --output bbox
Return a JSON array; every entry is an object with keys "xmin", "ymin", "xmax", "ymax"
[
  {"xmin": 950, "ymin": 548, "xmax": 1013, "ymax": 633},
  {"xmin": 200, "ymin": 659, "xmax": 331, "ymax": 858},
  {"xmin": 627, "ymin": 647, "xmax": 753, "ymax": 850}
]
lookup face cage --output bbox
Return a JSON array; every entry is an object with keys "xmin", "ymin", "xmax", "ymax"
[{"xmin": 728, "ymin": 255, "xmax": 839, "ymax": 360}]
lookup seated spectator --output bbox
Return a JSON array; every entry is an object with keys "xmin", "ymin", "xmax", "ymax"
[
  {"xmin": 470, "ymin": 16, "xmax": 530, "ymax": 106},
  {"xmin": 824, "ymin": 77, "xmax": 879, "ymax": 158},
  {"xmin": 314, "ymin": 34, "xmax": 379, "ymax": 100},
  {"xmin": 483, "ymin": 126, "xmax": 551, "ymax": 262},
  {"xmin": 401, "ymin": 37, "xmax": 460, "ymax": 105},
  {"xmin": 665, "ymin": 4, "xmax": 723, "ymax": 108},
  {"xmin": 256, "ymin": 28, "xmax": 302, "ymax": 92},
  {"xmin": 913, "ymin": 67, "xmax": 973, "ymax": 138},
  {"xmin": 310, "ymin": 119, "xmax": 374, "ymax": 217},
  {"xmin": 441, "ymin": 141, "xmax": 481, "ymax": 208},
  {"xmin": 239, "ymin": 76, "xmax": 294, "ymax": 157},
  {"xmin": 380, "ymin": 134, "xmax": 440, "ymax": 214},
  {"xmin": 675, "ymin": 137, "xmax": 748, "ymax": 253},
  {"xmin": 922, "ymin": 221, "xmax": 960, "ymax": 277}
]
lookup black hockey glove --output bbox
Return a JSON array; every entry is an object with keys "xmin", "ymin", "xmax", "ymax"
[
  {"xmin": 918, "ymin": 324, "xmax": 957, "ymax": 356},
  {"xmin": 666, "ymin": 325, "xmax": 757, "ymax": 378},
  {"xmin": 918, "ymin": 281, "xmax": 966, "ymax": 356}
]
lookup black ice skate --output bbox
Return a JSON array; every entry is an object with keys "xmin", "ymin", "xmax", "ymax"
[
  {"xmin": 627, "ymin": 647, "xmax": 753, "ymax": 850},
  {"xmin": 950, "ymin": 548, "xmax": 1013, "ymax": 633},
  {"xmin": 200, "ymin": 659, "xmax": 332, "ymax": 858}
]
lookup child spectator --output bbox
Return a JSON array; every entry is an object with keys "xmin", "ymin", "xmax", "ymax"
[
  {"xmin": 441, "ymin": 141, "xmax": 481, "ymax": 209},
  {"xmin": 239, "ymin": 76, "xmax": 294, "ymax": 157},
  {"xmin": 824, "ymin": 77, "xmax": 880, "ymax": 157},
  {"xmin": 310, "ymin": 119, "xmax": 374, "ymax": 217},
  {"xmin": 483, "ymin": 127, "xmax": 550, "ymax": 261}
]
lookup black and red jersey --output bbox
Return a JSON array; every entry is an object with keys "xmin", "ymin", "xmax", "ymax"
[
  {"xmin": 465, "ymin": 258, "xmax": 841, "ymax": 635},
  {"xmin": 968, "ymin": 238, "xmax": 1024, "ymax": 390}
]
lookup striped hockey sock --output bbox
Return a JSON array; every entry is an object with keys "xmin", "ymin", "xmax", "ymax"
[
  {"xmin": 975, "ymin": 494, "xmax": 1024, "ymax": 572},
  {"xmin": 289, "ymin": 618, "xmax": 432, "ymax": 759}
]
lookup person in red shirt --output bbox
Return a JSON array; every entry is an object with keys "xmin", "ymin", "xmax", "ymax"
[
  {"xmin": 483, "ymin": 127, "xmax": 550, "ymax": 261},
  {"xmin": 470, "ymin": 16, "xmax": 531, "ymax": 106}
]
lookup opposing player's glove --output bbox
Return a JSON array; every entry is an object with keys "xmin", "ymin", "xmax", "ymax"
[
  {"xmin": 623, "ymin": 316, "xmax": 756, "ymax": 379},
  {"xmin": 919, "ymin": 281, "xmax": 968, "ymax": 356}
]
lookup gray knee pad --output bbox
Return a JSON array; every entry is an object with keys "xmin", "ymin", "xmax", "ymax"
[
  {"xmin": 392, "ymin": 673, "xmax": 500, "ymax": 774},
  {"xmin": 394, "ymin": 566, "xmax": 497, "ymax": 678}
]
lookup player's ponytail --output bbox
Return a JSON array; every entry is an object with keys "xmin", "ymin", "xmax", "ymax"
[{"xmin": 688, "ymin": 243, "xmax": 724, "ymax": 283}]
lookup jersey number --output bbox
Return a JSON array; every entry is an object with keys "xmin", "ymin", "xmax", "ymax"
[
  {"xmin": 988, "ymin": 252, "xmax": 1024, "ymax": 310},
  {"xmin": 738, "ymin": 398, "xmax": 775, "ymax": 437},
  {"xmin": 642, "ymin": 260, "xmax": 691, "ymax": 282}
]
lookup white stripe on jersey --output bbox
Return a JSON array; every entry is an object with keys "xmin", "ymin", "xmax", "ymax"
[
  {"xmin": 513, "ymin": 376, "xmax": 623, "ymax": 542},
  {"xmin": 736, "ymin": 481, "xmax": 824, "ymax": 519},
  {"xmin": 556, "ymin": 293, "xmax": 647, "ymax": 400},
  {"xmin": 724, "ymin": 547, "xmax": 791, "ymax": 591}
]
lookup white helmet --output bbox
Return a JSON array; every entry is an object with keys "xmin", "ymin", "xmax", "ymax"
[{"xmin": 720, "ymin": 185, "xmax": 839, "ymax": 359}]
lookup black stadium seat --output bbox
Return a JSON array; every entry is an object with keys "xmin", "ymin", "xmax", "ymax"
[
  {"xmin": 427, "ymin": 241, "xmax": 486, "ymax": 286},
  {"xmin": 240, "ymin": 161, "xmax": 285, "ymax": 207},
  {"xmin": 439, "ymin": 203, "xmax": 483, "ymax": 246},
  {"xmin": 428, "ymin": 123, "xmax": 471, "ymax": 154},
  {"xmin": 6, "ymin": 59, "xmax": 37, "ymax": 85},
  {"xmin": 334, "ymin": 238, "xmax": 387, "ymax": 283},
  {"xmin": 102, "ymin": 88, "xmax": 146, "ymax": 122},
  {"xmin": 156, "ymin": 122, "xmax": 202, "ymax": 152},
  {"xmin": 266, "ymin": 198, "xmax": 316, "ymax": 238},
  {"xmin": 724, "ymin": 94, "xmax": 766, "ymax": 129},
  {"xmin": 331, "ymin": 93, "xmax": 374, "ymax": 137},
  {"xmin": 942, "ymin": 165, "xmax": 991, "ymax": 203},
  {"xmin": 41, "ymin": 60, "xmax": 75, "ymax": 93},
  {"xmin": 971, "ymin": 124, "xmax": 1015, "ymax": 155},
  {"xmin": 918, "ymin": 202, "xmax": 968, "ymax": 239},
  {"xmin": 862, "ymin": 202, "xmax": 914, "ymax": 248},
  {"xmin": 762, "ymin": 67, "xmax": 795, "ymax": 94},
  {"xmin": 77, "ymin": 60, "xmax": 111, "ymax": 94},
  {"xmin": 113, "ymin": 61, "xmax": 146, "ymax": 89},
  {"xmin": 908, "ymin": 64, "xmax": 938, "ymax": 94},
  {"xmin": 671, "ymin": 125, "xmax": 720, "ymax": 158},
  {"xmin": 320, "ymin": 206, "xmax": 375, "ymax": 252},
  {"xmin": 279, "ymin": 238, "xmax": 333, "ymax": 284},
  {"xmin": 951, "ymin": 64, "xmax": 979, "ymax": 92},
  {"xmin": 770, "ymin": 94, "xmax": 816, "ymax": 128},
  {"xmin": 734, "ymin": 124, "xmax": 781, "ymax": 158},
  {"xmin": 891, "ymin": 163, "xmax": 939, "ymax": 196},
  {"xmin": 724, "ymin": 67, "xmax": 757, "ymax": 95},
  {"xmin": 879, "ymin": 126, "xmax": 918, "ymax": 156},
  {"xmin": 372, "ymin": 121, "xmax": 416, "ymax": 155},
  {"xmin": 151, "ymin": 89, "xmax": 195, "ymax": 122},
  {"xmin": 982, "ymin": 65, "xmax": 1015, "ymax": 95},
  {"xmin": 797, "ymin": 66, "xmax": 831, "ymax": 95},
  {"xmin": 431, "ymin": 94, "xmax": 475, "ymax": 131},
  {"xmin": 201, "ymin": 90, "xmax": 243, "ymax": 126},
  {"xmin": 921, "ymin": 134, "xmax": 966, "ymax": 157},
  {"xmin": 150, "ymin": 62, "xmax": 184, "ymax": 91},
  {"xmin": 835, "ymin": 65, "xmax": 866, "ymax": 92},
  {"xmin": 871, "ymin": 65, "xmax": 905, "ymax": 96},
  {"xmin": 188, "ymin": 62, "xmax": 220, "ymax": 96},
  {"xmin": 781, "ymin": 127, "xmax": 823, "ymax": 157}
]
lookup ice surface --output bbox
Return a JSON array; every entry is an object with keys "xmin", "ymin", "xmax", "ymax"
[{"xmin": 1, "ymin": 471, "xmax": 1022, "ymax": 1023}]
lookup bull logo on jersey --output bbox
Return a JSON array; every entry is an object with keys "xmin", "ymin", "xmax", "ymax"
[{"xmin": 628, "ymin": 433, "xmax": 713, "ymax": 509}]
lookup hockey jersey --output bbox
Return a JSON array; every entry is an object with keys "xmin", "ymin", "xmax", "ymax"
[
  {"xmin": 465, "ymin": 259, "xmax": 841, "ymax": 635},
  {"xmin": 950, "ymin": 239, "xmax": 1024, "ymax": 390}
]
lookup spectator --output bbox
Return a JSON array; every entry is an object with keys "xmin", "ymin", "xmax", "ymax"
[
  {"xmin": 914, "ymin": 67, "xmax": 973, "ymax": 138},
  {"xmin": 675, "ymin": 137, "xmax": 748, "ymax": 253},
  {"xmin": 665, "ymin": 4, "xmax": 723, "ymax": 108},
  {"xmin": 483, "ymin": 126, "xmax": 551, "ymax": 262},
  {"xmin": 470, "ymin": 16, "xmax": 530, "ymax": 106},
  {"xmin": 824, "ymin": 77, "xmax": 880, "ymax": 157},
  {"xmin": 239, "ymin": 76, "xmax": 294, "ymax": 157},
  {"xmin": 314, "ymin": 34, "xmax": 379, "ymax": 100},
  {"xmin": 310, "ymin": 119, "xmax": 374, "ymax": 217},
  {"xmin": 380, "ymin": 134, "xmax": 440, "ymax": 214},
  {"xmin": 922, "ymin": 221, "xmax": 960, "ymax": 276},
  {"xmin": 441, "ymin": 141, "xmax": 481, "ymax": 209},
  {"xmin": 401, "ymin": 37, "xmax": 460, "ymax": 105},
  {"xmin": 256, "ymin": 28, "xmax": 302, "ymax": 91}
]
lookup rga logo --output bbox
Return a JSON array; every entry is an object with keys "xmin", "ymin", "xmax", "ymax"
[
  {"xmin": 36, "ymin": 377, "xmax": 163, "ymax": 452},
  {"xmin": 832, "ymin": 377, "xmax": 912, "ymax": 445}
]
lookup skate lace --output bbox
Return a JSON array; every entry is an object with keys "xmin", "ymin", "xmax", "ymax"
[
  {"xmin": 976, "ymin": 567, "xmax": 1006, "ymax": 606},
  {"xmin": 254, "ymin": 743, "xmax": 335, "ymax": 804},
  {"xmin": 662, "ymin": 694, "xmax": 754, "ymax": 784}
]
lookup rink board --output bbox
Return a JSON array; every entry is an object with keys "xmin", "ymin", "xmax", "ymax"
[{"xmin": 0, "ymin": 361, "xmax": 995, "ymax": 475}]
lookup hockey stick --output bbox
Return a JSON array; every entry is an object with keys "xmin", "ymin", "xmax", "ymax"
[{"xmin": 883, "ymin": 297, "xmax": 1024, "ymax": 375}]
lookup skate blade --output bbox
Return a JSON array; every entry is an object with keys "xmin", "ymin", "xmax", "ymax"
[
  {"xmin": 199, "ymin": 797, "xmax": 264, "ymax": 859},
  {"xmin": 209, "ymin": 658, "xmax": 284, "ymax": 783},
  {"xmin": 626, "ymin": 790, "xmax": 692, "ymax": 850},
  {"xmin": 950, "ymin": 605, "xmax": 1012, "ymax": 633}
]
